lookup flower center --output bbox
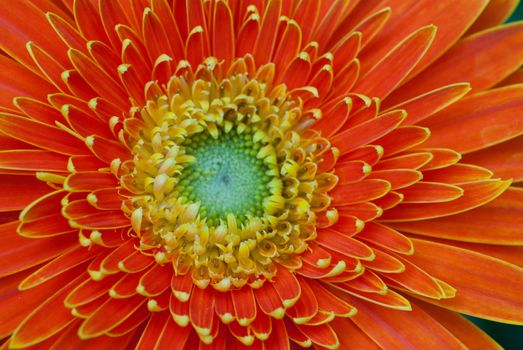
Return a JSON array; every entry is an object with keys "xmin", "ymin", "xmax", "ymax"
[
  {"xmin": 124, "ymin": 59, "xmax": 337, "ymax": 291},
  {"xmin": 178, "ymin": 129, "xmax": 277, "ymax": 226}
]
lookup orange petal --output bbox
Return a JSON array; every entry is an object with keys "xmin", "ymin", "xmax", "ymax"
[
  {"xmin": 383, "ymin": 83, "xmax": 471, "ymax": 125},
  {"xmin": 330, "ymin": 283, "xmax": 411, "ymax": 310},
  {"xmin": 65, "ymin": 171, "xmax": 118, "ymax": 192},
  {"xmin": 419, "ymin": 148, "xmax": 461, "ymax": 171},
  {"xmin": 337, "ymin": 203, "xmax": 382, "ymax": 222},
  {"xmin": 106, "ymin": 302, "xmax": 148, "ymax": 336},
  {"xmin": 398, "ymin": 182, "xmax": 464, "ymax": 203},
  {"xmin": 334, "ymin": 160, "xmax": 371, "ymax": 185},
  {"xmin": 253, "ymin": 282, "xmax": 285, "ymax": 319},
  {"xmin": 65, "ymin": 273, "xmax": 122, "ymax": 308},
  {"xmin": 137, "ymin": 263, "xmax": 172, "ymax": 297},
  {"xmin": 18, "ymin": 213, "xmax": 75, "ymax": 238},
  {"xmin": 86, "ymin": 135, "xmax": 131, "ymax": 164},
  {"xmin": 316, "ymin": 228, "xmax": 374, "ymax": 260},
  {"xmin": 467, "ymin": 0, "xmax": 519, "ymax": 34},
  {"xmin": 62, "ymin": 104, "xmax": 113, "ymax": 139},
  {"xmin": 0, "ymin": 267, "xmax": 80, "ymax": 339},
  {"xmin": 156, "ymin": 315, "xmax": 192, "ymax": 349},
  {"xmin": 73, "ymin": 0, "xmax": 109, "ymax": 42},
  {"xmin": 383, "ymin": 253, "xmax": 445, "ymax": 299},
  {"xmin": 171, "ymin": 272, "xmax": 193, "ymax": 303},
  {"xmin": 363, "ymin": 247, "xmax": 405, "ymax": 273},
  {"xmin": 359, "ymin": 0, "xmax": 487, "ymax": 79},
  {"xmin": 99, "ymin": 239, "xmax": 136, "ymax": 274},
  {"xmin": 231, "ymin": 287, "xmax": 257, "ymax": 327},
  {"xmin": 109, "ymin": 272, "xmax": 142, "ymax": 299},
  {"xmin": 10, "ymin": 272, "xmax": 88, "ymax": 348},
  {"xmin": 422, "ymin": 164, "xmax": 493, "ymax": 184},
  {"xmin": 347, "ymin": 294, "xmax": 466, "ymax": 349},
  {"xmin": 13, "ymin": 96, "xmax": 64, "ymax": 125},
  {"xmin": 52, "ymin": 321, "xmax": 135, "ymax": 349},
  {"xmin": 331, "ymin": 179, "xmax": 391, "ymax": 206},
  {"xmin": 391, "ymin": 22, "xmax": 523, "ymax": 101},
  {"xmin": 261, "ymin": 319, "xmax": 289, "ymax": 350},
  {"xmin": 416, "ymin": 300, "xmax": 503, "ymax": 350},
  {"xmin": 118, "ymin": 250, "xmax": 154, "ymax": 273},
  {"xmin": 372, "ymin": 191, "xmax": 403, "ymax": 210},
  {"xmin": 329, "ymin": 317, "xmax": 381, "ymax": 349},
  {"xmin": 374, "ymin": 152, "xmax": 433, "ymax": 171},
  {"xmin": 312, "ymin": 97, "xmax": 352, "ymax": 137},
  {"xmin": 253, "ymin": 0, "xmax": 282, "ymax": 65},
  {"xmin": 99, "ymin": 0, "xmax": 130, "ymax": 51},
  {"xmin": 135, "ymin": 312, "xmax": 169, "ymax": 350},
  {"xmin": 380, "ymin": 179, "xmax": 510, "ymax": 221},
  {"xmin": 376, "ymin": 126, "xmax": 430, "ymax": 157},
  {"xmin": 19, "ymin": 246, "xmax": 99, "ymax": 289},
  {"xmin": 68, "ymin": 48, "xmax": 129, "ymax": 110},
  {"xmin": 354, "ymin": 25, "xmax": 436, "ymax": 99},
  {"xmin": 392, "ymin": 187, "xmax": 523, "ymax": 245},
  {"xmin": 286, "ymin": 277, "xmax": 318, "ymax": 324},
  {"xmin": 78, "ymin": 294, "xmax": 146, "ymax": 338},
  {"xmin": 339, "ymin": 269, "xmax": 387, "ymax": 294},
  {"xmin": 212, "ymin": 0, "xmax": 235, "ymax": 64},
  {"xmin": 0, "ymin": 113, "xmax": 86, "ymax": 155},
  {"xmin": 422, "ymin": 85, "xmax": 523, "ymax": 153},
  {"xmin": 142, "ymin": 8, "xmax": 173, "ymax": 62},
  {"xmin": 406, "ymin": 238, "xmax": 523, "ymax": 324},
  {"xmin": 308, "ymin": 280, "xmax": 356, "ymax": 317},
  {"xmin": 214, "ymin": 292, "xmax": 235, "ymax": 324},
  {"xmin": 463, "ymin": 135, "xmax": 523, "ymax": 182},
  {"xmin": 0, "ymin": 175, "xmax": 52, "ymax": 211},
  {"xmin": 331, "ymin": 110, "xmax": 406, "ymax": 155},
  {"xmin": 272, "ymin": 266, "xmax": 301, "ymax": 308},
  {"xmin": 0, "ymin": 0, "xmax": 69, "ymax": 70},
  {"xmin": 250, "ymin": 308, "xmax": 272, "ymax": 341},
  {"xmin": 340, "ymin": 144, "xmax": 384, "ymax": 166},
  {"xmin": 357, "ymin": 222, "xmax": 414, "ymax": 255},
  {"xmin": 296, "ymin": 323, "xmax": 338, "ymax": 349},
  {"xmin": 46, "ymin": 12, "xmax": 87, "ymax": 53},
  {"xmin": 189, "ymin": 286, "xmax": 215, "ymax": 337},
  {"xmin": 367, "ymin": 169, "xmax": 422, "ymax": 190}
]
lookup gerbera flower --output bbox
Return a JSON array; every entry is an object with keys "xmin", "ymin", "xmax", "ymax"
[{"xmin": 0, "ymin": 0, "xmax": 522, "ymax": 349}]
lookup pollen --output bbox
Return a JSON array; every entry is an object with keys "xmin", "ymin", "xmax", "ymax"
[{"xmin": 123, "ymin": 59, "xmax": 337, "ymax": 290}]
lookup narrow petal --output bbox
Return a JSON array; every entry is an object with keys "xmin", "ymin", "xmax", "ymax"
[
  {"xmin": 0, "ymin": 175, "xmax": 52, "ymax": 211},
  {"xmin": 353, "ymin": 25, "xmax": 436, "ymax": 99},
  {"xmin": 391, "ymin": 187, "xmax": 523, "ymax": 245},
  {"xmin": 421, "ymin": 85, "xmax": 523, "ymax": 153},
  {"xmin": 19, "ymin": 246, "xmax": 99, "ymax": 289},
  {"xmin": 331, "ymin": 110, "xmax": 406, "ymax": 155},
  {"xmin": 0, "ymin": 114, "xmax": 86, "ymax": 155},
  {"xmin": 347, "ymin": 295, "xmax": 466, "ymax": 349},
  {"xmin": 78, "ymin": 295, "xmax": 146, "ymax": 338},
  {"xmin": 417, "ymin": 300, "xmax": 503, "ymax": 350},
  {"xmin": 398, "ymin": 182, "xmax": 464, "ymax": 203},
  {"xmin": 230, "ymin": 287, "xmax": 256, "ymax": 327},
  {"xmin": 329, "ymin": 318, "xmax": 381, "ymax": 349},
  {"xmin": 382, "ymin": 83, "xmax": 471, "ymax": 125},
  {"xmin": 380, "ymin": 180, "xmax": 510, "ymax": 221},
  {"xmin": 407, "ymin": 238, "xmax": 523, "ymax": 324},
  {"xmin": 331, "ymin": 179, "xmax": 391, "ymax": 206},
  {"xmin": 463, "ymin": 136, "xmax": 523, "ymax": 182},
  {"xmin": 391, "ymin": 22, "xmax": 523, "ymax": 101},
  {"xmin": 10, "ymin": 272, "xmax": 87, "ymax": 348}
]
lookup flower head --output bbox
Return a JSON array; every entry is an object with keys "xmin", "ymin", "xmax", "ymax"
[{"xmin": 0, "ymin": 0, "xmax": 522, "ymax": 349}]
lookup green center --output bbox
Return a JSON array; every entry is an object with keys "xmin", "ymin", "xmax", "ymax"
[{"xmin": 178, "ymin": 130, "xmax": 272, "ymax": 226}]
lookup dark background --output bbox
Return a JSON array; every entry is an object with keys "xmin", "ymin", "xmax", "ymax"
[{"xmin": 467, "ymin": 3, "xmax": 522, "ymax": 349}]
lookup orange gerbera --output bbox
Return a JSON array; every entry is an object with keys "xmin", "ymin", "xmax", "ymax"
[{"xmin": 0, "ymin": 0, "xmax": 522, "ymax": 349}]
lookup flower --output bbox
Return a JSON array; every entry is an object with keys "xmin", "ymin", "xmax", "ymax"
[{"xmin": 0, "ymin": 0, "xmax": 522, "ymax": 348}]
